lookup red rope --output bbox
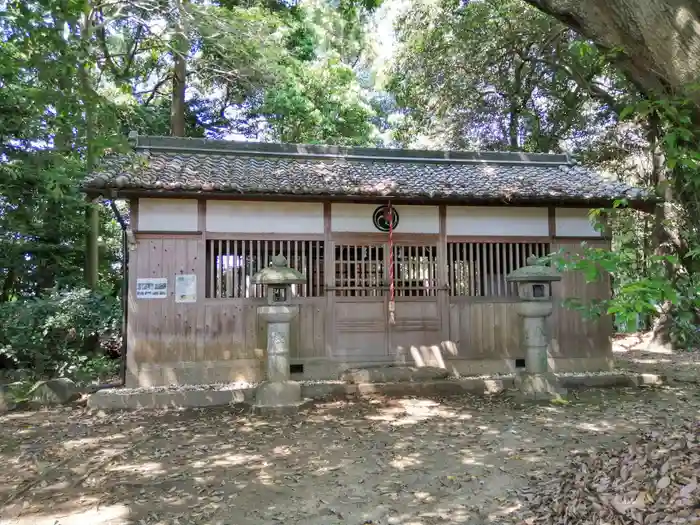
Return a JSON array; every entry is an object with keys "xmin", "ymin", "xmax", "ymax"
[{"xmin": 387, "ymin": 203, "xmax": 396, "ymax": 325}]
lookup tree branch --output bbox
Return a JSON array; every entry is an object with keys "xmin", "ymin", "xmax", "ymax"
[{"xmin": 141, "ymin": 75, "xmax": 172, "ymax": 106}]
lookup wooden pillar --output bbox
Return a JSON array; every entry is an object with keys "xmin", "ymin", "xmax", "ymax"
[
  {"xmin": 548, "ymin": 206, "xmax": 556, "ymax": 238},
  {"xmin": 438, "ymin": 205, "xmax": 450, "ymax": 343},
  {"xmin": 323, "ymin": 202, "xmax": 335, "ymax": 357},
  {"xmin": 85, "ymin": 198, "xmax": 100, "ymax": 289}
]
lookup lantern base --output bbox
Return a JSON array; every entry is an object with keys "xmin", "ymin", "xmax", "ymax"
[
  {"xmin": 253, "ymin": 380, "xmax": 307, "ymax": 415},
  {"xmin": 512, "ymin": 372, "xmax": 567, "ymax": 403}
]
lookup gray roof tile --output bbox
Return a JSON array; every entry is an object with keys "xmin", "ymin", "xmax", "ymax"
[{"xmin": 84, "ymin": 135, "xmax": 649, "ymax": 205}]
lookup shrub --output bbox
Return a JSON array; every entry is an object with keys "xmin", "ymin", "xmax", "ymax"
[{"xmin": 0, "ymin": 288, "xmax": 120, "ymax": 380}]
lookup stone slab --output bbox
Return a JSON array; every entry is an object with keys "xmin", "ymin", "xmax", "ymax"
[
  {"xmin": 512, "ymin": 372, "xmax": 566, "ymax": 403},
  {"xmin": 86, "ymin": 373, "xmax": 662, "ymax": 411},
  {"xmin": 560, "ymin": 373, "xmax": 643, "ymax": 389},
  {"xmin": 252, "ymin": 399, "xmax": 312, "ymax": 416},
  {"xmin": 254, "ymin": 380, "xmax": 301, "ymax": 407},
  {"xmin": 340, "ymin": 366, "xmax": 452, "ymax": 384},
  {"xmin": 87, "ymin": 387, "xmax": 254, "ymax": 410},
  {"xmin": 351, "ymin": 378, "xmax": 514, "ymax": 397}
]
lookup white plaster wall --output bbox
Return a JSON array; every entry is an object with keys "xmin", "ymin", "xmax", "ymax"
[
  {"xmin": 206, "ymin": 201, "xmax": 324, "ymax": 234},
  {"xmin": 555, "ymin": 208, "xmax": 601, "ymax": 237},
  {"xmin": 446, "ymin": 206, "xmax": 549, "ymax": 236},
  {"xmin": 137, "ymin": 198, "xmax": 199, "ymax": 231},
  {"xmin": 331, "ymin": 204, "xmax": 439, "ymax": 233}
]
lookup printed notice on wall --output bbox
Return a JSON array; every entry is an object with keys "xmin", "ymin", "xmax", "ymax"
[
  {"xmin": 175, "ymin": 274, "xmax": 197, "ymax": 303},
  {"xmin": 136, "ymin": 277, "xmax": 168, "ymax": 299}
]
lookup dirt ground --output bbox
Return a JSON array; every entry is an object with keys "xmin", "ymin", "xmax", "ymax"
[
  {"xmin": 613, "ymin": 331, "xmax": 700, "ymax": 381},
  {"xmin": 1, "ymin": 339, "xmax": 699, "ymax": 525}
]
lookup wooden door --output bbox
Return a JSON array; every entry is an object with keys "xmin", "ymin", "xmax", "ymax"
[
  {"xmin": 388, "ymin": 243, "xmax": 443, "ymax": 366},
  {"xmin": 331, "ymin": 241, "xmax": 443, "ymax": 367},
  {"xmin": 332, "ymin": 242, "xmax": 388, "ymax": 363}
]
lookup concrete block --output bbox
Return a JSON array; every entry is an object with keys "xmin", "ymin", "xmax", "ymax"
[
  {"xmin": 352, "ymin": 378, "xmax": 512, "ymax": 398},
  {"xmin": 559, "ymin": 374, "xmax": 633, "ymax": 389},
  {"xmin": 512, "ymin": 372, "xmax": 566, "ymax": 403},
  {"xmin": 87, "ymin": 387, "xmax": 253, "ymax": 410},
  {"xmin": 254, "ymin": 380, "xmax": 301, "ymax": 407},
  {"xmin": 301, "ymin": 383, "xmax": 356, "ymax": 399},
  {"xmin": 86, "ymin": 372, "xmax": 663, "ymax": 411},
  {"xmin": 252, "ymin": 400, "xmax": 312, "ymax": 416},
  {"xmin": 340, "ymin": 366, "xmax": 452, "ymax": 384}
]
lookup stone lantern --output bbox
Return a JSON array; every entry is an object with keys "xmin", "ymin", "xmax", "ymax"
[
  {"xmin": 506, "ymin": 255, "xmax": 566, "ymax": 402},
  {"xmin": 251, "ymin": 254, "xmax": 307, "ymax": 414}
]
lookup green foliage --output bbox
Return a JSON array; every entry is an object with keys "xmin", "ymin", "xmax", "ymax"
[
  {"xmin": 388, "ymin": 0, "xmax": 630, "ymax": 150},
  {"xmin": 548, "ymin": 244, "xmax": 676, "ymax": 319},
  {"xmin": 0, "ymin": 0, "xmax": 380, "ymax": 380},
  {"xmin": 0, "ymin": 289, "xmax": 120, "ymax": 378},
  {"xmin": 546, "ymin": 238, "xmax": 700, "ymax": 348},
  {"xmin": 613, "ymin": 91, "xmax": 700, "ymax": 345},
  {"xmin": 248, "ymin": 57, "xmax": 377, "ymax": 145}
]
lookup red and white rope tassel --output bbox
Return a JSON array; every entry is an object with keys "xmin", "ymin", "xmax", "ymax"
[{"xmin": 386, "ymin": 203, "xmax": 396, "ymax": 325}]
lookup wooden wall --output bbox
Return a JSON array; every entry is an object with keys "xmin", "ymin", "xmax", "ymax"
[
  {"xmin": 128, "ymin": 239, "xmax": 325, "ymax": 360},
  {"xmin": 128, "ymin": 237, "xmax": 203, "ymax": 365},
  {"xmin": 448, "ymin": 300, "xmax": 522, "ymax": 360},
  {"xmin": 127, "ymin": 198, "xmax": 614, "ymax": 385},
  {"xmin": 445, "ymin": 239, "xmax": 612, "ymax": 363},
  {"xmin": 550, "ymin": 239, "xmax": 612, "ymax": 358}
]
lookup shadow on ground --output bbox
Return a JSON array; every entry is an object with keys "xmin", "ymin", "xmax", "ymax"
[{"xmin": 1, "ymin": 386, "xmax": 699, "ymax": 525}]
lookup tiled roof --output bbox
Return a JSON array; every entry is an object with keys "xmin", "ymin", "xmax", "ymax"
[{"xmin": 83, "ymin": 134, "xmax": 649, "ymax": 205}]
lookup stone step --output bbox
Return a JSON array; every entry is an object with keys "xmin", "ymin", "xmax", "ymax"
[{"xmin": 86, "ymin": 372, "xmax": 663, "ymax": 411}]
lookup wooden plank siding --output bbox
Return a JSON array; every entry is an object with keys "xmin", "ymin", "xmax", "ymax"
[
  {"xmin": 448, "ymin": 300, "xmax": 522, "ymax": 360},
  {"xmin": 126, "ymin": 202, "xmax": 614, "ymax": 386},
  {"xmin": 549, "ymin": 239, "xmax": 612, "ymax": 359},
  {"xmin": 129, "ymin": 237, "xmax": 203, "ymax": 365},
  {"xmin": 128, "ymin": 233, "xmax": 327, "ymax": 385},
  {"xmin": 444, "ymin": 239, "xmax": 612, "ymax": 364}
]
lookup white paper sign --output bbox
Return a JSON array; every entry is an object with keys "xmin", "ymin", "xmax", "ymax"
[
  {"xmin": 175, "ymin": 274, "xmax": 197, "ymax": 303},
  {"xmin": 136, "ymin": 278, "xmax": 168, "ymax": 299}
]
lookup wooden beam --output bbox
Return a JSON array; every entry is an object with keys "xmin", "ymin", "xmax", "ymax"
[
  {"xmin": 85, "ymin": 197, "xmax": 100, "ymax": 289},
  {"xmin": 446, "ymin": 235, "xmax": 551, "ymax": 243},
  {"xmin": 134, "ymin": 231, "xmax": 203, "ymax": 238},
  {"xmin": 323, "ymin": 202, "xmax": 334, "ymax": 358},
  {"xmin": 206, "ymin": 232, "xmax": 324, "ymax": 241},
  {"xmin": 548, "ymin": 206, "xmax": 556, "ymax": 237},
  {"xmin": 130, "ymin": 198, "xmax": 139, "ymax": 230},
  {"xmin": 438, "ymin": 205, "xmax": 450, "ymax": 343}
]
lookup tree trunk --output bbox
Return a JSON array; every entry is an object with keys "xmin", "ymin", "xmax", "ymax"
[
  {"xmin": 646, "ymin": 115, "xmax": 676, "ymax": 345},
  {"xmin": 508, "ymin": 55, "xmax": 524, "ymax": 149},
  {"xmin": 524, "ymin": 0, "xmax": 700, "ymax": 348},
  {"xmin": 85, "ymin": 202, "xmax": 100, "ymax": 289},
  {"xmin": 80, "ymin": 5, "xmax": 99, "ymax": 290},
  {"xmin": 171, "ymin": 0, "xmax": 188, "ymax": 137},
  {"xmin": 171, "ymin": 54, "xmax": 186, "ymax": 136},
  {"xmin": 522, "ymin": 0, "xmax": 700, "ymax": 106}
]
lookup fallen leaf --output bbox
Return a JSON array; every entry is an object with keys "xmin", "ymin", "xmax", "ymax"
[{"xmin": 657, "ymin": 476, "xmax": 671, "ymax": 490}]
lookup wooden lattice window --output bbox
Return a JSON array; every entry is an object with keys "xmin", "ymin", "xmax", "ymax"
[
  {"xmin": 447, "ymin": 241, "xmax": 550, "ymax": 297},
  {"xmin": 206, "ymin": 239, "xmax": 325, "ymax": 299},
  {"xmin": 334, "ymin": 243, "xmax": 438, "ymax": 297},
  {"xmin": 392, "ymin": 245, "xmax": 438, "ymax": 297},
  {"xmin": 334, "ymin": 244, "xmax": 385, "ymax": 297}
]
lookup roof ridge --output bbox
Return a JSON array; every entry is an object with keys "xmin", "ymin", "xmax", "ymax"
[{"xmin": 127, "ymin": 132, "xmax": 573, "ymax": 167}]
